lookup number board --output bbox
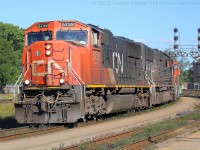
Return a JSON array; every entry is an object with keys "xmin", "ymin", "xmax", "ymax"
[
  {"xmin": 38, "ymin": 23, "xmax": 48, "ymax": 28},
  {"xmin": 61, "ymin": 22, "xmax": 75, "ymax": 27}
]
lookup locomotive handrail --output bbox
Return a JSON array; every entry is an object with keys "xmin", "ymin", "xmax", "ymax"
[
  {"xmin": 14, "ymin": 73, "xmax": 22, "ymax": 87},
  {"xmin": 14, "ymin": 73, "xmax": 22, "ymax": 100},
  {"xmin": 68, "ymin": 47, "xmax": 84, "ymax": 85},
  {"xmin": 23, "ymin": 50, "xmax": 30, "ymax": 78},
  {"xmin": 71, "ymin": 68, "xmax": 85, "ymax": 85},
  {"xmin": 70, "ymin": 67, "xmax": 84, "ymax": 101}
]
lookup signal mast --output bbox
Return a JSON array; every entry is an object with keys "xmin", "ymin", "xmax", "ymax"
[{"xmin": 168, "ymin": 28, "xmax": 200, "ymax": 62}]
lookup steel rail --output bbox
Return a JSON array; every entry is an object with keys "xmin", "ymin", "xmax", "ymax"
[
  {"xmin": 0, "ymin": 125, "xmax": 65, "ymax": 142},
  {"xmin": 63, "ymin": 128, "xmax": 143, "ymax": 150},
  {"xmin": 63, "ymin": 120, "xmax": 200, "ymax": 150},
  {"xmin": 120, "ymin": 120, "xmax": 200, "ymax": 150}
]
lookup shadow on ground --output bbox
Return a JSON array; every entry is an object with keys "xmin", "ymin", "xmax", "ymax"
[{"xmin": 0, "ymin": 117, "xmax": 18, "ymax": 129}]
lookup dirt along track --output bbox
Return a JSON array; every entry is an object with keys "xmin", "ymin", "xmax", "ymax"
[
  {"xmin": 157, "ymin": 130, "xmax": 200, "ymax": 150},
  {"xmin": 0, "ymin": 97, "xmax": 199, "ymax": 150}
]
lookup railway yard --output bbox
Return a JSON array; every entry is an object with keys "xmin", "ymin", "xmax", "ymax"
[{"xmin": 0, "ymin": 96, "xmax": 199, "ymax": 150}]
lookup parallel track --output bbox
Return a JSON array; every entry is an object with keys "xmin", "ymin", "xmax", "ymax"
[
  {"xmin": 120, "ymin": 120, "xmax": 200, "ymax": 150},
  {"xmin": 181, "ymin": 89, "xmax": 200, "ymax": 97},
  {"xmin": 63, "ymin": 120, "xmax": 200, "ymax": 150},
  {"xmin": 65, "ymin": 128, "xmax": 143, "ymax": 150},
  {"xmin": 0, "ymin": 125, "xmax": 65, "ymax": 142}
]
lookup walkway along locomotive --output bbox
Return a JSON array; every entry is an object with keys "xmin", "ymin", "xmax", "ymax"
[{"xmin": 15, "ymin": 20, "xmax": 180, "ymax": 124}]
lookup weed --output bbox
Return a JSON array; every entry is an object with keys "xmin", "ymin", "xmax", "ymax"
[
  {"xmin": 79, "ymin": 143, "xmax": 87, "ymax": 150},
  {"xmin": 145, "ymin": 145, "xmax": 157, "ymax": 150},
  {"xmin": 0, "ymin": 103, "xmax": 15, "ymax": 118},
  {"xmin": 94, "ymin": 112, "xmax": 200, "ymax": 149}
]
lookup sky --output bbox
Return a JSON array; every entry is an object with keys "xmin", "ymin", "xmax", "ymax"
[{"xmin": 0, "ymin": 0, "xmax": 200, "ymax": 52}]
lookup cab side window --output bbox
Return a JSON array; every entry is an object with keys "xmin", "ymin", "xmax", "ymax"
[{"xmin": 92, "ymin": 30, "xmax": 100, "ymax": 47}]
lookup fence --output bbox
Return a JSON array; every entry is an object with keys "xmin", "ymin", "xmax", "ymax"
[{"xmin": 0, "ymin": 85, "xmax": 21, "ymax": 101}]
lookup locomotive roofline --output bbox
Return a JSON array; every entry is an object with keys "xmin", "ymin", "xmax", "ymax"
[
  {"xmin": 26, "ymin": 20, "xmax": 163, "ymax": 53},
  {"xmin": 26, "ymin": 20, "xmax": 88, "ymax": 31}
]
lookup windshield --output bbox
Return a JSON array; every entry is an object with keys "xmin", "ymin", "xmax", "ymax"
[
  {"xmin": 56, "ymin": 30, "xmax": 88, "ymax": 45},
  {"xmin": 27, "ymin": 31, "xmax": 52, "ymax": 46}
]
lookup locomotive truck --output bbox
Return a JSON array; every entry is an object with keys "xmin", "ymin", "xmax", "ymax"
[{"xmin": 15, "ymin": 20, "xmax": 180, "ymax": 124}]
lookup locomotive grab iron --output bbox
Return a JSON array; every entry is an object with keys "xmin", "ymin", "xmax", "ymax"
[{"xmin": 15, "ymin": 20, "xmax": 180, "ymax": 124}]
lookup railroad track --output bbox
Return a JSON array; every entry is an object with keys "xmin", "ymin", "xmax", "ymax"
[
  {"xmin": 65, "ymin": 128, "xmax": 143, "ymax": 150},
  {"xmin": 181, "ymin": 89, "xmax": 200, "ymax": 97},
  {"xmin": 0, "ymin": 119, "xmax": 102, "ymax": 142},
  {"xmin": 120, "ymin": 120, "xmax": 200, "ymax": 150},
  {"xmin": 63, "ymin": 120, "xmax": 200, "ymax": 150},
  {"xmin": 0, "ymin": 100, "xmax": 179, "ymax": 143},
  {"xmin": 0, "ymin": 125, "xmax": 65, "ymax": 142},
  {"xmin": 0, "ymin": 97, "xmax": 198, "ymax": 150}
]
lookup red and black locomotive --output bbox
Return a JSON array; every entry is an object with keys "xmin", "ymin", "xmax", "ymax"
[{"xmin": 15, "ymin": 20, "xmax": 180, "ymax": 124}]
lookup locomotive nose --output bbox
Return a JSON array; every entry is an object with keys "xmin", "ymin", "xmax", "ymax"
[{"xmin": 26, "ymin": 41, "xmax": 69, "ymax": 86}]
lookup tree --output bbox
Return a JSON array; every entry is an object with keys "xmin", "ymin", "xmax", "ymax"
[
  {"xmin": 0, "ymin": 22, "xmax": 24, "ymax": 85},
  {"xmin": 163, "ymin": 49, "xmax": 192, "ymax": 84},
  {"xmin": 163, "ymin": 48, "xmax": 177, "ymax": 61},
  {"xmin": 176, "ymin": 57, "xmax": 192, "ymax": 84}
]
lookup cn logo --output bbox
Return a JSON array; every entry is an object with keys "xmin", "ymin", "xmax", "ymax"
[
  {"xmin": 113, "ymin": 52, "xmax": 123, "ymax": 74},
  {"xmin": 31, "ymin": 60, "xmax": 65, "ymax": 76}
]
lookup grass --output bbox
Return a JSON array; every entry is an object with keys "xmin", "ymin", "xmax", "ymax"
[
  {"xmin": 0, "ymin": 93, "xmax": 18, "ymax": 129},
  {"xmin": 80, "ymin": 112, "xmax": 200, "ymax": 150},
  {"xmin": 0, "ymin": 103, "xmax": 15, "ymax": 118},
  {"xmin": 0, "ymin": 103, "xmax": 17, "ymax": 129},
  {"xmin": 145, "ymin": 146, "xmax": 158, "ymax": 150},
  {"xmin": 0, "ymin": 94, "xmax": 14, "ymax": 100}
]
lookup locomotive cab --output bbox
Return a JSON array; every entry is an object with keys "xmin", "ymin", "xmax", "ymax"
[{"xmin": 16, "ymin": 21, "xmax": 95, "ymax": 123}]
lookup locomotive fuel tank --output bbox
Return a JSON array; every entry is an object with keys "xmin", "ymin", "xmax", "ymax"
[{"xmin": 106, "ymin": 95, "xmax": 136, "ymax": 114}]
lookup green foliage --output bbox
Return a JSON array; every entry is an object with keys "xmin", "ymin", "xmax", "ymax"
[
  {"xmin": 163, "ymin": 49, "xmax": 193, "ymax": 84},
  {"xmin": 180, "ymin": 68, "xmax": 193, "ymax": 84},
  {"xmin": 163, "ymin": 49, "xmax": 177, "ymax": 61},
  {"xmin": 179, "ymin": 58, "xmax": 193, "ymax": 84},
  {"xmin": 0, "ymin": 103, "xmax": 15, "ymax": 118},
  {"xmin": 0, "ymin": 22, "xmax": 24, "ymax": 85},
  {"xmin": 179, "ymin": 57, "xmax": 190, "ymax": 72}
]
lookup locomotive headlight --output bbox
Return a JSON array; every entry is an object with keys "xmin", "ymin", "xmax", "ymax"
[
  {"xmin": 60, "ymin": 79, "xmax": 64, "ymax": 84},
  {"xmin": 45, "ymin": 50, "xmax": 51, "ymax": 56},
  {"xmin": 24, "ymin": 80, "xmax": 30, "ymax": 85},
  {"xmin": 45, "ymin": 44, "xmax": 51, "ymax": 50}
]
